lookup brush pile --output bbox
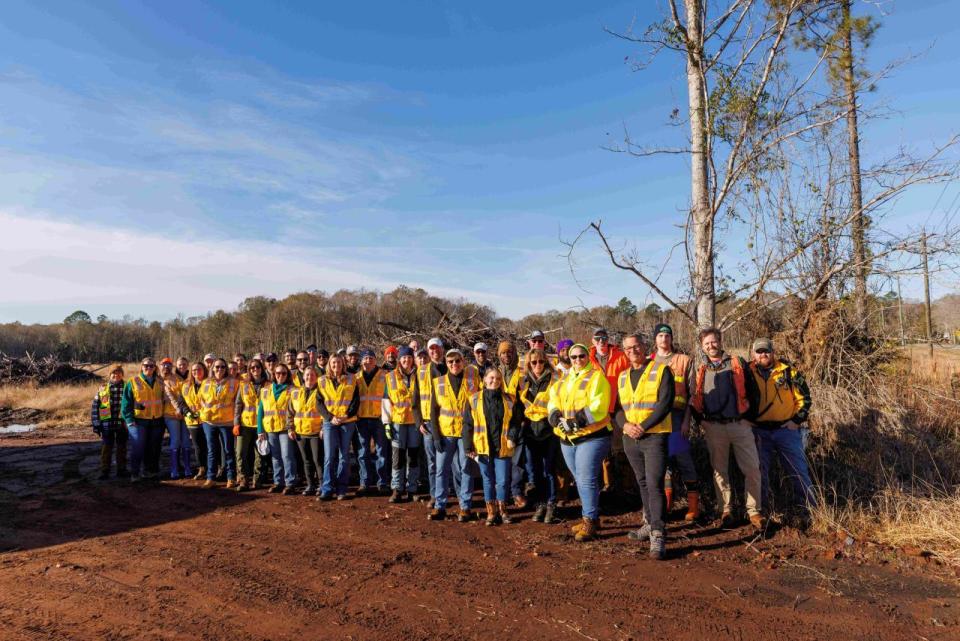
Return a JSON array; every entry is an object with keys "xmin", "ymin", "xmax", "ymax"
[{"xmin": 0, "ymin": 353, "xmax": 101, "ymax": 386}]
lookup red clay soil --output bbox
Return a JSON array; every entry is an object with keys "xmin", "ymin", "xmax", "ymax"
[{"xmin": 0, "ymin": 427, "xmax": 957, "ymax": 641}]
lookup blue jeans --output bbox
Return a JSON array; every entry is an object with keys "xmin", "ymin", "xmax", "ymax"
[
  {"xmin": 435, "ymin": 436, "xmax": 472, "ymax": 510},
  {"xmin": 510, "ymin": 441, "xmax": 535, "ymax": 499},
  {"xmin": 560, "ymin": 434, "xmax": 611, "ymax": 520},
  {"xmin": 266, "ymin": 432, "xmax": 297, "ymax": 487},
  {"xmin": 127, "ymin": 418, "xmax": 164, "ymax": 476},
  {"xmin": 477, "ymin": 455, "xmax": 512, "ymax": 502},
  {"xmin": 753, "ymin": 427, "xmax": 816, "ymax": 511},
  {"xmin": 202, "ymin": 423, "xmax": 236, "ymax": 481},
  {"xmin": 322, "ymin": 421, "xmax": 356, "ymax": 496},
  {"xmin": 127, "ymin": 421, "xmax": 147, "ymax": 476},
  {"xmin": 164, "ymin": 417, "xmax": 191, "ymax": 477},
  {"xmin": 356, "ymin": 418, "xmax": 390, "ymax": 488},
  {"xmin": 527, "ymin": 437, "xmax": 559, "ymax": 505},
  {"xmin": 391, "ymin": 423, "xmax": 421, "ymax": 493},
  {"xmin": 422, "ymin": 424, "xmax": 438, "ymax": 498}
]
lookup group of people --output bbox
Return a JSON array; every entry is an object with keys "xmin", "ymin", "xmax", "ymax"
[{"xmin": 90, "ymin": 324, "xmax": 814, "ymax": 559}]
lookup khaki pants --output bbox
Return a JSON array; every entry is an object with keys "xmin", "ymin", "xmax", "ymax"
[{"xmin": 702, "ymin": 419, "xmax": 762, "ymax": 517}]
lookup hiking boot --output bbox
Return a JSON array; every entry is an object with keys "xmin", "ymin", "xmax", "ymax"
[
  {"xmin": 389, "ymin": 490, "xmax": 402, "ymax": 503},
  {"xmin": 458, "ymin": 509, "xmax": 475, "ymax": 523},
  {"xmin": 336, "ymin": 494, "xmax": 347, "ymax": 501},
  {"xmin": 225, "ymin": 479, "xmax": 236, "ymax": 489},
  {"xmin": 267, "ymin": 485, "xmax": 282, "ymax": 494},
  {"xmin": 317, "ymin": 492, "xmax": 333, "ymax": 501},
  {"xmin": 574, "ymin": 518, "xmax": 598, "ymax": 542},
  {"xmin": 498, "ymin": 501, "xmax": 514, "ymax": 524},
  {"xmin": 428, "ymin": 508, "xmax": 446, "ymax": 521},
  {"xmin": 720, "ymin": 511, "xmax": 736, "ymax": 528},
  {"xmin": 302, "ymin": 486, "xmax": 317, "ymax": 496},
  {"xmin": 684, "ymin": 491, "xmax": 701, "ymax": 522},
  {"xmin": 749, "ymin": 514, "xmax": 767, "ymax": 532},
  {"xmin": 193, "ymin": 467, "xmax": 206, "ymax": 481},
  {"xmin": 571, "ymin": 521, "xmax": 585, "ymax": 535},
  {"xmin": 628, "ymin": 522, "xmax": 651, "ymax": 542},
  {"xmin": 649, "ymin": 529, "xmax": 666, "ymax": 560},
  {"xmin": 202, "ymin": 479, "xmax": 215, "ymax": 489},
  {"xmin": 485, "ymin": 502, "xmax": 498, "ymax": 526},
  {"xmin": 543, "ymin": 503, "xmax": 557, "ymax": 524},
  {"xmin": 236, "ymin": 481, "xmax": 248, "ymax": 493},
  {"xmin": 532, "ymin": 503, "xmax": 547, "ymax": 522},
  {"xmin": 513, "ymin": 495, "xmax": 528, "ymax": 510},
  {"xmin": 281, "ymin": 486, "xmax": 296, "ymax": 496}
]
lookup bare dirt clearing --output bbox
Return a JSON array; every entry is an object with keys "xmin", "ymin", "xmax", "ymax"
[{"xmin": 0, "ymin": 424, "xmax": 957, "ymax": 641}]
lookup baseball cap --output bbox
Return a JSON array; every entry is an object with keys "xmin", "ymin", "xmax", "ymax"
[
  {"xmin": 427, "ymin": 337, "xmax": 444, "ymax": 349},
  {"xmin": 203, "ymin": 352, "xmax": 217, "ymax": 361},
  {"xmin": 592, "ymin": 328, "xmax": 608, "ymax": 338},
  {"xmin": 265, "ymin": 352, "xmax": 278, "ymax": 361},
  {"xmin": 752, "ymin": 338, "xmax": 774, "ymax": 352},
  {"xmin": 346, "ymin": 345, "xmax": 359, "ymax": 355},
  {"xmin": 473, "ymin": 342, "xmax": 488, "ymax": 352},
  {"xmin": 445, "ymin": 348, "xmax": 463, "ymax": 358},
  {"xmin": 529, "ymin": 330, "xmax": 545, "ymax": 340}
]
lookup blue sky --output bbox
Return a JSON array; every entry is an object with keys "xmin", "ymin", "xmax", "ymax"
[{"xmin": 1, "ymin": 0, "xmax": 957, "ymax": 324}]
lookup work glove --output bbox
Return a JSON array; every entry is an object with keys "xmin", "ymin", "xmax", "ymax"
[
  {"xmin": 135, "ymin": 403, "xmax": 145, "ymax": 411},
  {"xmin": 384, "ymin": 423, "xmax": 393, "ymax": 440},
  {"xmin": 506, "ymin": 439, "xmax": 516, "ymax": 450},
  {"xmin": 188, "ymin": 412, "xmax": 199, "ymax": 422},
  {"xmin": 574, "ymin": 409, "xmax": 590, "ymax": 428},
  {"xmin": 232, "ymin": 425, "xmax": 241, "ymax": 437},
  {"xmin": 547, "ymin": 410, "xmax": 562, "ymax": 428}
]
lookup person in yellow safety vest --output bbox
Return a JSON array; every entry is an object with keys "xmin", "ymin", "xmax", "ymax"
[
  {"xmin": 287, "ymin": 366, "xmax": 324, "ymax": 496},
  {"xmin": 462, "ymin": 367, "xmax": 523, "ymax": 526},
  {"xmin": 555, "ymin": 339, "xmax": 574, "ymax": 378},
  {"xmin": 232, "ymin": 352, "xmax": 248, "ymax": 380},
  {"xmin": 418, "ymin": 337, "xmax": 447, "ymax": 504},
  {"xmin": 292, "ymin": 350, "xmax": 311, "ymax": 388},
  {"xmin": 90, "ymin": 363, "xmax": 129, "ymax": 480},
  {"xmin": 497, "ymin": 340, "xmax": 528, "ymax": 510},
  {"xmin": 175, "ymin": 357, "xmax": 190, "ymax": 383},
  {"xmin": 257, "ymin": 362, "xmax": 296, "ymax": 494},
  {"xmin": 198, "ymin": 358, "xmax": 240, "ymax": 489},
  {"xmin": 382, "ymin": 346, "xmax": 423, "ymax": 502},
  {"xmin": 472, "ymin": 342, "xmax": 494, "ymax": 378},
  {"xmin": 651, "ymin": 323, "xmax": 701, "ymax": 522},
  {"xmin": 382, "ymin": 346, "xmax": 398, "ymax": 372},
  {"xmin": 427, "ymin": 348, "xmax": 480, "ymax": 522},
  {"xmin": 316, "ymin": 354, "xmax": 360, "ymax": 500},
  {"xmin": 547, "ymin": 343, "xmax": 612, "ymax": 542},
  {"xmin": 355, "ymin": 349, "xmax": 390, "ymax": 495},
  {"xmin": 160, "ymin": 357, "xmax": 192, "ymax": 480},
  {"xmin": 232, "ymin": 358, "xmax": 272, "ymax": 492},
  {"xmin": 181, "ymin": 362, "xmax": 208, "ymax": 480},
  {"xmin": 518, "ymin": 348, "xmax": 561, "ymax": 524},
  {"xmin": 617, "ymin": 333, "xmax": 675, "ymax": 560},
  {"xmin": 120, "ymin": 357, "xmax": 166, "ymax": 483}
]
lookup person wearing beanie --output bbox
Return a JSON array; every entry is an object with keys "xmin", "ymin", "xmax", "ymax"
[
  {"xmin": 382, "ymin": 346, "xmax": 399, "ymax": 372},
  {"xmin": 651, "ymin": 323, "xmax": 702, "ymax": 522},
  {"xmin": 382, "ymin": 346, "xmax": 423, "ymax": 502},
  {"xmin": 90, "ymin": 364, "xmax": 129, "ymax": 480},
  {"xmin": 555, "ymin": 339, "xmax": 574, "ymax": 377}
]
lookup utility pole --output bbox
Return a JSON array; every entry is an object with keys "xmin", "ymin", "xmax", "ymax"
[{"xmin": 921, "ymin": 232, "xmax": 933, "ymax": 358}]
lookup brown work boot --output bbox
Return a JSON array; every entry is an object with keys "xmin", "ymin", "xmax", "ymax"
[
  {"xmin": 193, "ymin": 467, "xmax": 206, "ymax": 481},
  {"xmin": 571, "ymin": 520, "xmax": 585, "ymax": 535},
  {"xmin": 720, "ymin": 511, "xmax": 735, "ymax": 528},
  {"xmin": 427, "ymin": 508, "xmax": 446, "ymax": 521},
  {"xmin": 202, "ymin": 479, "xmax": 215, "ymax": 489},
  {"xmin": 485, "ymin": 502, "xmax": 498, "ymax": 526},
  {"xmin": 225, "ymin": 479, "xmax": 236, "ymax": 489},
  {"xmin": 513, "ymin": 495, "xmax": 527, "ymax": 510},
  {"xmin": 458, "ymin": 508, "xmax": 474, "ymax": 522},
  {"xmin": 749, "ymin": 514, "xmax": 767, "ymax": 531},
  {"xmin": 389, "ymin": 490, "xmax": 403, "ymax": 503},
  {"xmin": 665, "ymin": 487, "xmax": 674, "ymax": 513},
  {"xmin": 498, "ymin": 501, "xmax": 514, "ymax": 524},
  {"xmin": 684, "ymin": 491, "xmax": 701, "ymax": 522},
  {"xmin": 574, "ymin": 517, "xmax": 598, "ymax": 542}
]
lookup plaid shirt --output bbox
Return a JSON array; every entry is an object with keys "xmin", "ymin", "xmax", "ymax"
[{"xmin": 90, "ymin": 381, "xmax": 125, "ymax": 430}]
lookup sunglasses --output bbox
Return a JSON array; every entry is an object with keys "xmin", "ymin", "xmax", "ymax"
[
  {"xmin": 593, "ymin": 336, "xmax": 608, "ymax": 341},
  {"xmin": 623, "ymin": 344, "xmax": 644, "ymax": 352},
  {"xmin": 531, "ymin": 338, "xmax": 545, "ymax": 343},
  {"xmin": 755, "ymin": 349, "xmax": 772, "ymax": 354},
  {"xmin": 446, "ymin": 358, "xmax": 463, "ymax": 364},
  {"xmin": 275, "ymin": 371, "xmax": 288, "ymax": 376},
  {"xmin": 529, "ymin": 359, "xmax": 547, "ymax": 365},
  {"xmin": 250, "ymin": 364, "xmax": 263, "ymax": 369},
  {"xmin": 142, "ymin": 363, "xmax": 156, "ymax": 368},
  {"xmin": 213, "ymin": 365, "xmax": 226, "ymax": 370},
  {"xmin": 296, "ymin": 358, "xmax": 307, "ymax": 362},
  {"xmin": 570, "ymin": 354, "xmax": 588, "ymax": 360}
]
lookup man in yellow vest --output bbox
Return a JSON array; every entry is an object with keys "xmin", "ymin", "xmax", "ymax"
[
  {"xmin": 428, "ymin": 348, "xmax": 481, "ymax": 521},
  {"xmin": 618, "ymin": 333, "xmax": 675, "ymax": 560},
  {"xmin": 120, "ymin": 357, "xmax": 166, "ymax": 483},
  {"xmin": 356, "ymin": 349, "xmax": 390, "ymax": 495},
  {"xmin": 418, "ymin": 337, "xmax": 447, "ymax": 503},
  {"xmin": 497, "ymin": 339, "xmax": 528, "ymax": 509}
]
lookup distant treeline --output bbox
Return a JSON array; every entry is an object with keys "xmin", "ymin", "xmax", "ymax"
[{"xmin": 0, "ymin": 286, "xmax": 943, "ymax": 363}]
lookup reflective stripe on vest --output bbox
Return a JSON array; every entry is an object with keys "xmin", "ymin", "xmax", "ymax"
[
  {"xmin": 469, "ymin": 392, "xmax": 514, "ymax": 457},
  {"xmin": 259, "ymin": 386, "xmax": 291, "ymax": 433},
  {"xmin": 97, "ymin": 385, "xmax": 113, "ymax": 421},
  {"xmin": 131, "ymin": 375, "xmax": 164, "ymax": 420},
  {"xmin": 618, "ymin": 362, "xmax": 672, "ymax": 434},
  {"xmin": 433, "ymin": 368, "xmax": 478, "ymax": 437},
  {"xmin": 291, "ymin": 387, "xmax": 324, "ymax": 434},
  {"xmin": 386, "ymin": 369, "xmax": 415, "ymax": 424},
  {"xmin": 520, "ymin": 373, "xmax": 554, "ymax": 421},
  {"xmin": 320, "ymin": 373, "xmax": 357, "ymax": 421}
]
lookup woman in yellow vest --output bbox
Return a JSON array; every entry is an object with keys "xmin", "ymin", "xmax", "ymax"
[
  {"xmin": 233, "ymin": 358, "xmax": 271, "ymax": 492},
  {"xmin": 519, "ymin": 348, "xmax": 560, "ymax": 524},
  {"xmin": 547, "ymin": 343, "xmax": 612, "ymax": 542},
  {"xmin": 317, "ymin": 354, "xmax": 360, "ymax": 500},
  {"xmin": 120, "ymin": 357, "xmax": 166, "ymax": 482},
  {"xmin": 463, "ymin": 367, "xmax": 523, "ymax": 526},
  {"xmin": 198, "ymin": 358, "xmax": 240, "ymax": 489},
  {"xmin": 356, "ymin": 349, "xmax": 389, "ymax": 495},
  {"xmin": 617, "ymin": 333, "xmax": 675, "ymax": 560},
  {"xmin": 160, "ymin": 357, "xmax": 192, "ymax": 480},
  {"xmin": 257, "ymin": 362, "xmax": 296, "ymax": 494},
  {"xmin": 383, "ymin": 346, "xmax": 423, "ymax": 502},
  {"xmin": 181, "ymin": 362, "xmax": 207, "ymax": 480},
  {"xmin": 427, "ymin": 348, "xmax": 480, "ymax": 521},
  {"xmin": 288, "ymin": 366, "xmax": 324, "ymax": 496}
]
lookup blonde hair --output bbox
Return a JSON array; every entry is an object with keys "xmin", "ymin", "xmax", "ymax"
[{"xmin": 523, "ymin": 348, "xmax": 555, "ymax": 376}]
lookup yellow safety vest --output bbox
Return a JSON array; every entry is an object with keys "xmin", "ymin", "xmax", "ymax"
[
  {"xmin": 181, "ymin": 380, "xmax": 203, "ymax": 426},
  {"xmin": 237, "ymin": 380, "xmax": 261, "ymax": 427},
  {"xmin": 432, "ymin": 367, "xmax": 479, "ymax": 438},
  {"xmin": 548, "ymin": 365, "xmax": 611, "ymax": 441},
  {"xmin": 468, "ymin": 392, "xmax": 515, "ymax": 458},
  {"xmin": 519, "ymin": 372, "xmax": 556, "ymax": 421},
  {"xmin": 357, "ymin": 369, "xmax": 386, "ymax": 419},
  {"xmin": 385, "ymin": 368, "xmax": 416, "ymax": 424},
  {"xmin": 618, "ymin": 362, "xmax": 672, "ymax": 434},
  {"xmin": 320, "ymin": 373, "xmax": 357, "ymax": 423},
  {"xmin": 162, "ymin": 375, "xmax": 182, "ymax": 419},
  {"xmin": 417, "ymin": 364, "xmax": 435, "ymax": 420},
  {"xmin": 129, "ymin": 375, "xmax": 164, "ymax": 420},
  {"xmin": 199, "ymin": 378, "xmax": 238, "ymax": 425},
  {"xmin": 501, "ymin": 366, "xmax": 523, "ymax": 397},
  {"xmin": 97, "ymin": 383, "xmax": 118, "ymax": 422},
  {"xmin": 291, "ymin": 386, "xmax": 324, "ymax": 435},
  {"xmin": 259, "ymin": 386, "xmax": 292, "ymax": 433}
]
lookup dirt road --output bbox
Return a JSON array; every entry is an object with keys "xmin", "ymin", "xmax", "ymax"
[{"xmin": 0, "ymin": 427, "xmax": 956, "ymax": 641}]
